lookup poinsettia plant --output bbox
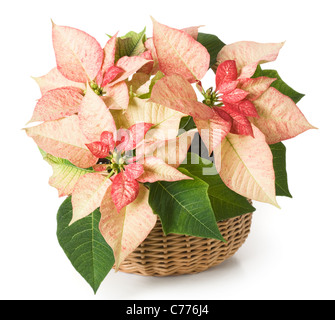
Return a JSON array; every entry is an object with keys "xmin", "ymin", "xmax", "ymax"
[{"xmin": 25, "ymin": 17, "xmax": 314, "ymax": 293}]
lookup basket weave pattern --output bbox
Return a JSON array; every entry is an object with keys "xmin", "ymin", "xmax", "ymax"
[{"xmin": 118, "ymin": 213, "xmax": 253, "ymax": 276}]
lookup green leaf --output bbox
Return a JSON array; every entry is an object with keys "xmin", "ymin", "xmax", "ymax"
[
  {"xmin": 197, "ymin": 32, "xmax": 226, "ymax": 68},
  {"xmin": 115, "ymin": 27, "xmax": 147, "ymax": 62},
  {"xmin": 270, "ymin": 142, "xmax": 292, "ymax": 198},
  {"xmin": 40, "ymin": 149, "xmax": 94, "ymax": 197},
  {"xmin": 253, "ymin": 65, "xmax": 305, "ymax": 103},
  {"xmin": 57, "ymin": 197, "xmax": 115, "ymax": 294},
  {"xmin": 252, "ymin": 65, "xmax": 263, "ymax": 78},
  {"xmin": 148, "ymin": 168, "xmax": 225, "ymax": 241},
  {"xmin": 180, "ymin": 153, "xmax": 255, "ymax": 220},
  {"xmin": 178, "ymin": 116, "xmax": 197, "ymax": 132}
]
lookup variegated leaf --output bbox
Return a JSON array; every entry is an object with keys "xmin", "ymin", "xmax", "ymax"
[
  {"xmin": 30, "ymin": 87, "xmax": 83, "ymax": 123},
  {"xmin": 100, "ymin": 185, "xmax": 157, "ymax": 270},
  {"xmin": 152, "ymin": 18, "xmax": 210, "ymax": 83},
  {"xmin": 33, "ymin": 68, "xmax": 85, "ymax": 95},
  {"xmin": 217, "ymin": 41, "xmax": 284, "ymax": 79},
  {"xmin": 149, "ymin": 74, "xmax": 214, "ymax": 120},
  {"xmin": 114, "ymin": 97, "xmax": 185, "ymax": 140},
  {"xmin": 239, "ymin": 76, "xmax": 277, "ymax": 101},
  {"xmin": 52, "ymin": 23, "xmax": 104, "ymax": 83},
  {"xmin": 78, "ymin": 86, "xmax": 117, "ymax": 142},
  {"xmin": 214, "ymin": 125, "xmax": 279, "ymax": 207},
  {"xmin": 103, "ymin": 82, "xmax": 129, "ymax": 110},
  {"xmin": 194, "ymin": 110, "xmax": 232, "ymax": 155},
  {"xmin": 96, "ymin": 33, "xmax": 118, "ymax": 86},
  {"xmin": 111, "ymin": 172, "xmax": 139, "ymax": 212},
  {"xmin": 251, "ymin": 87, "xmax": 316, "ymax": 144},
  {"xmin": 137, "ymin": 157, "xmax": 192, "ymax": 183},
  {"xmin": 111, "ymin": 56, "xmax": 150, "ymax": 85},
  {"xmin": 25, "ymin": 115, "xmax": 98, "ymax": 168},
  {"xmin": 71, "ymin": 173, "xmax": 112, "ymax": 225},
  {"xmin": 40, "ymin": 150, "xmax": 94, "ymax": 197}
]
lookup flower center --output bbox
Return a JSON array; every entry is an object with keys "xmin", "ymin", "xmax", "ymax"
[
  {"xmin": 98, "ymin": 150, "xmax": 130, "ymax": 175},
  {"xmin": 202, "ymin": 87, "xmax": 223, "ymax": 107},
  {"xmin": 89, "ymin": 81, "xmax": 105, "ymax": 96}
]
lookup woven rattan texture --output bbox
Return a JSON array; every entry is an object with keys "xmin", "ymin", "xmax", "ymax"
[{"xmin": 118, "ymin": 213, "xmax": 253, "ymax": 276}]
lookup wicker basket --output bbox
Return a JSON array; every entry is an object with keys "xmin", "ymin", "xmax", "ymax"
[{"xmin": 118, "ymin": 213, "xmax": 253, "ymax": 276}]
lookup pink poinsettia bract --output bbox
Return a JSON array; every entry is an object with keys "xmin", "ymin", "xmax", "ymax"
[{"xmin": 80, "ymin": 124, "xmax": 192, "ymax": 216}]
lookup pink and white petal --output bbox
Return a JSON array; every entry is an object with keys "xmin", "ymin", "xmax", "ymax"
[
  {"xmin": 145, "ymin": 38, "xmax": 157, "ymax": 59},
  {"xmin": 25, "ymin": 115, "xmax": 98, "ymax": 168},
  {"xmin": 138, "ymin": 51, "xmax": 155, "ymax": 74},
  {"xmin": 96, "ymin": 35, "xmax": 118, "ymax": 86},
  {"xmin": 214, "ymin": 125, "xmax": 279, "ymax": 207},
  {"xmin": 124, "ymin": 122, "xmax": 154, "ymax": 151},
  {"xmin": 71, "ymin": 173, "xmax": 112, "ymax": 225},
  {"xmin": 103, "ymin": 82, "xmax": 129, "ymax": 110},
  {"xmin": 29, "ymin": 87, "xmax": 83, "ymax": 123},
  {"xmin": 78, "ymin": 85, "xmax": 117, "ymax": 142},
  {"xmin": 217, "ymin": 41, "xmax": 285, "ymax": 78},
  {"xmin": 103, "ymin": 33, "xmax": 118, "ymax": 66},
  {"xmin": 111, "ymin": 56, "xmax": 150, "ymax": 85},
  {"xmin": 144, "ymin": 38, "xmax": 160, "ymax": 74},
  {"xmin": 52, "ymin": 23, "xmax": 104, "ymax": 83},
  {"xmin": 100, "ymin": 131, "xmax": 115, "ymax": 151},
  {"xmin": 230, "ymin": 115, "xmax": 254, "ymax": 137},
  {"xmin": 239, "ymin": 77, "xmax": 277, "ymax": 101},
  {"xmin": 194, "ymin": 110, "xmax": 232, "ymax": 155},
  {"xmin": 221, "ymin": 88, "xmax": 249, "ymax": 104},
  {"xmin": 217, "ymin": 80, "xmax": 239, "ymax": 95},
  {"xmin": 149, "ymin": 74, "xmax": 214, "ymax": 120},
  {"xmin": 100, "ymin": 184, "xmax": 157, "ymax": 270},
  {"xmin": 140, "ymin": 50, "xmax": 153, "ymax": 61},
  {"xmin": 33, "ymin": 68, "xmax": 85, "ymax": 95},
  {"xmin": 181, "ymin": 26, "xmax": 203, "ymax": 40},
  {"xmin": 221, "ymin": 100, "xmax": 259, "ymax": 118},
  {"xmin": 115, "ymin": 128, "xmax": 131, "ymax": 152},
  {"xmin": 235, "ymin": 100, "xmax": 259, "ymax": 118},
  {"xmin": 120, "ymin": 97, "xmax": 185, "ymax": 141},
  {"xmin": 196, "ymin": 81, "xmax": 204, "ymax": 94},
  {"xmin": 137, "ymin": 157, "xmax": 192, "ymax": 183},
  {"xmin": 251, "ymin": 87, "xmax": 316, "ymax": 144},
  {"xmin": 124, "ymin": 163, "xmax": 144, "ymax": 180},
  {"xmin": 111, "ymin": 172, "xmax": 140, "ymax": 212},
  {"xmin": 216, "ymin": 60, "xmax": 238, "ymax": 88},
  {"xmin": 218, "ymin": 105, "xmax": 254, "ymax": 137},
  {"xmin": 95, "ymin": 72, "xmax": 104, "ymax": 89},
  {"xmin": 152, "ymin": 18, "xmax": 210, "ymax": 83},
  {"xmin": 86, "ymin": 141, "xmax": 110, "ymax": 158},
  {"xmin": 101, "ymin": 66, "xmax": 124, "ymax": 88}
]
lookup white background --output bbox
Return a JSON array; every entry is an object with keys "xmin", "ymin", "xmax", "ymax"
[{"xmin": 0, "ymin": 0, "xmax": 334, "ymax": 300}]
